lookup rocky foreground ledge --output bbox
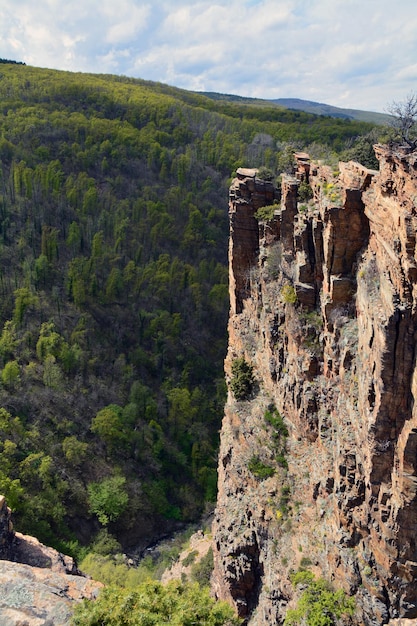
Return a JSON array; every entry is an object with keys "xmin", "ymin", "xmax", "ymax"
[{"xmin": 0, "ymin": 495, "xmax": 102, "ymax": 625}]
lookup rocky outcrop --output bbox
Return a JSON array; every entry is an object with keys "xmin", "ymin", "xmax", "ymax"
[
  {"xmin": 229, "ymin": 168, "xmax": 280, "ymax": 315},
  {"xmin": 0, "ymin": 494, "xmax": 102, "ymax": 624},
  {"xmin": 212, "ymin": 146, "xmax": 417, "ymax": 624},
  {"xmin": 161, "ymin": 530, "xmax": 212, "ymax": 584},
  {"xmin": 0, "ymin": 560, "xmax": 101, "ymax": 626}
]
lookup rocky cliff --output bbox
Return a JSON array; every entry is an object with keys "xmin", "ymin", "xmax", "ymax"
[
  {"xmin": 0, "ymin": 495, "xmax": 102, "ymax": 625},
  {"xmin": 212, "ymin": 146, "xmax": 417, "ymax": 625}
]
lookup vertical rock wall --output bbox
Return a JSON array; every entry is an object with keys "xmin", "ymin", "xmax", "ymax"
[{"xmin": 212, "ymin": 147, "xmax": 417, "ymax": 624}]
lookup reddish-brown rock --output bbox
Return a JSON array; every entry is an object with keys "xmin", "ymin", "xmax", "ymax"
[{"xmin": 212, "ymin": 147, "xmax": 417, "ymax": 624}]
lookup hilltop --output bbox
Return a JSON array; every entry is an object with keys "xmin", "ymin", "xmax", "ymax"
[{"xmin": 199, "ymin": 91, "xmax": 391, "ymax": 125}]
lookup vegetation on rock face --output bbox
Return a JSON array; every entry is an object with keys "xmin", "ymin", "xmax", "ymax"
[
  {"xmin": 0, "ymin": 63, "xmax": 377, "ymax": 555},
  {"xmin": 190, "ymin": 546, "xmax": 214, "ymax": 586},
  {"xmin": 281, "ymin": 284, "xmax": 297, "ymax": 304},
  {"xmin": 284, "ymin": 570, "xmax": 355, "ymax": 626},
  {"xmin": 255, "ymin": 203, "xmax": 280, "ymax": 221},
  {"xmin": 256, "ymin": 166, "xmax": 275, "ymax": 181},
  {"xmin": 248, "ymin": 455, "xmax": 275, "ymax": 480},
  {"xmin": 230, "ymin": 358, "xmax": 255, "ymax": 400},
  {"xmin": 264, "ymin": 406, "xmax": 289, "ymax": 469},
  {"xmin": 298, "ymin": 180, "xmax": 313, "ymax": 202}
]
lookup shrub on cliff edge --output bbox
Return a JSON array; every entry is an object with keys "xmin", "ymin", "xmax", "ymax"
[{"xmin": 230, "ymin": 358, "xmax": 255, "ymax": 400}]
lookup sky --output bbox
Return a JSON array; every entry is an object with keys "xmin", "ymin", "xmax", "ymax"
[{"xmin": 1, "ymin": 0, "xmax": 416, "ymax": 113}]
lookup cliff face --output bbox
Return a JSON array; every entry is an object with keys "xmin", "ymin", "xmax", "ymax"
[{"xmin": 212, "ymin": 147, "xmax": 417, "ymax": 625}]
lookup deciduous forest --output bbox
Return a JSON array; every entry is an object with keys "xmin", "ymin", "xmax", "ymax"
[{"xmin": 0, "ymin": 62, "xmax": 378, "ymax": 560}]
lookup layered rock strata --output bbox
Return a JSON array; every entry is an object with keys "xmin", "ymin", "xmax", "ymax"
[{"xmin": 212, "ymin": 147, "xmax": 417, "ymax": 624}]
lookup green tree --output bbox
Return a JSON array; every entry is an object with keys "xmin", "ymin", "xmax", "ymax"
[
  {"xmin": 87, "ymin": 475, "xmax": 129, "ymax": 526},
  {"xmin": 13, "ymin": 287, "xmax": 39, "ymax": 325},
  {"xmin": 42, "ymin": 355, "xmax": 63, "ymax": 389},
  {"xmin": 41, "ymin": 225, "xmax": 59, "ymax": 262},
  {"xmin": 167, "ymin": 387, "xmax": 197, "ymax": 439},
  {"xmin": 105, "ymin": 267, "xmax": 124, "ymax": 301},
  {"xmin": 91, "ymin": 404, "xmax": 125, "ymax": 450},
  {"xmin": 34, "ymin": 254, "xmax": 51, "ymax": 287},
  {"xmin": 342, "ymin": 128, "xmax": 381, "ymax": 169},
  {"xmin": 298, "ymin": 180, "xmax": 313, "ymax": 202},
  {"xmin": 230, "ymin": 358, "xmax": 255, "ymax": 400},
  {"xmin": 0, "ymin": 321, "xmax": 18, "ymax": 360},
  {"xmin": 1, "ymin": 360, "xmax": 20, "ymax": 389},
  {"xmin": 66, "ymin": 221, "xmax": 82, "ymax": 253},
  {"xmin": 62, "ymin": 436, "xmax": 88, "ymax": 465},
  {"xmin": 36, "ymin": 321, "xmax": 63, "ymax": 361}
]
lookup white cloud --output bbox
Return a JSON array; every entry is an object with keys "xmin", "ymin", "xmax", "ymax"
[
  {"xmin": 1, "ymin": 0, "xmax": 417, "ymax": 111},
  {"xmin": 101, "ymin": 2, "xmax": 151, "ymax": 45}
]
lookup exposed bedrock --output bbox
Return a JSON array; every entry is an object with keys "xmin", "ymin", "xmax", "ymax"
[
  {"xmin": 212, "ymin": 147, "xmax": 417, "ymax": 624},
  {"xmin": 0, "ymin": 494, "xmax": 102, "ymax": 624}
]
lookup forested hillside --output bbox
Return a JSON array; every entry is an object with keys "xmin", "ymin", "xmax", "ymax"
[{"xmin": 0, "ymin": 62, "xmax": 377, "ymax": 556}]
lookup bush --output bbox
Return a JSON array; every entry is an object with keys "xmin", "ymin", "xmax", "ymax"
[
  {"xmin": 276, "ymin": 453, "xmax": 288, "ymax": 469},
  {"xmin": 182, "ymin": 549, "xmax": 198, "ymax": 567},
  {"xmin": 257, "ymin": 166, "xmax": 274, "ymax": 181},
  {"xmin": 298, "ymin": 181, "xmax": 313, "ymax": 202},
  {"xmin": 191, "ymin": 547, "xmax": 214, "ymax": 587},
  {"xmin": 284, "ymin": 571, "xmax": 355, "ymax": 626},
  {"xmin": 278, "ymin": 485, "xmax": 291, "ymax": 517},
  {"xmin": 248, "ymin": 456, "xmax": 275, "ymax": 480},
  {"xmin": 79, "ymin": 552, "xmax": 152, "ymax": 588},
  {"xmin": 281, "ymin": 284, "xmax": 297, "ymax": 304},
  {"xmin": 265, "ymin": 406, "xmax": 288, "ymax": 468},
  {"xmin": 230, "ymin": 358, "xmax": 255, "ymax": 400},
  {"xmin": 264, "ymin": 407, "xmax": 288, "ymax": 437},
  {"xmin": 255, "ymin": 203, "xmax": 279, "ymax": 221},
  {"xmin": 90, "ymin": 529, "xmax": 122, "ymax": 556},
  {"xmin": 71, "ymin": 580, "xmax": 241, "ymax": 626}
]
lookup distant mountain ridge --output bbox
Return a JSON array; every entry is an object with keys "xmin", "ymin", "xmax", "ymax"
[
  {"xmin": 199, "ymin": 92, "xmax": 391, "ymax": 125},
  {"xmin": 271, "ymin": 97, "xmax": 391, "ymax": 124}
]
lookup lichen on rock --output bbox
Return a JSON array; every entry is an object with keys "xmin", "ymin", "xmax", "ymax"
[{"xmin": 0, "ymin": 494, "xmax": 102, "ymax": 625}]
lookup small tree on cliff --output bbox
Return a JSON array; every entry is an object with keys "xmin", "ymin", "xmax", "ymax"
[
  {"xmin": 387, "ymin": 92, "xmax": 417, "ymax": 150},
  {"xmin": 230, "ymin": 358, "xmax": 255, "ymax": 400}
]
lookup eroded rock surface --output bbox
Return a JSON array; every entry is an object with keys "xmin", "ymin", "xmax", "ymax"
[
  {"xmin": 212, "ymin": 146, "xmax": 417, "ymax": 624},
  {"xmin": 0, "ymin": 560, "xmax": 101, "ymax": 626},
  {"xmin": 0, "ymin": 495, "xmax": 102, "ymax": 625}
]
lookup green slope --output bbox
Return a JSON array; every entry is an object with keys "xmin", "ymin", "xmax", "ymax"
[{"xmin": 0, "ymin": 63, "xmax": 376, "ymax": 555}]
